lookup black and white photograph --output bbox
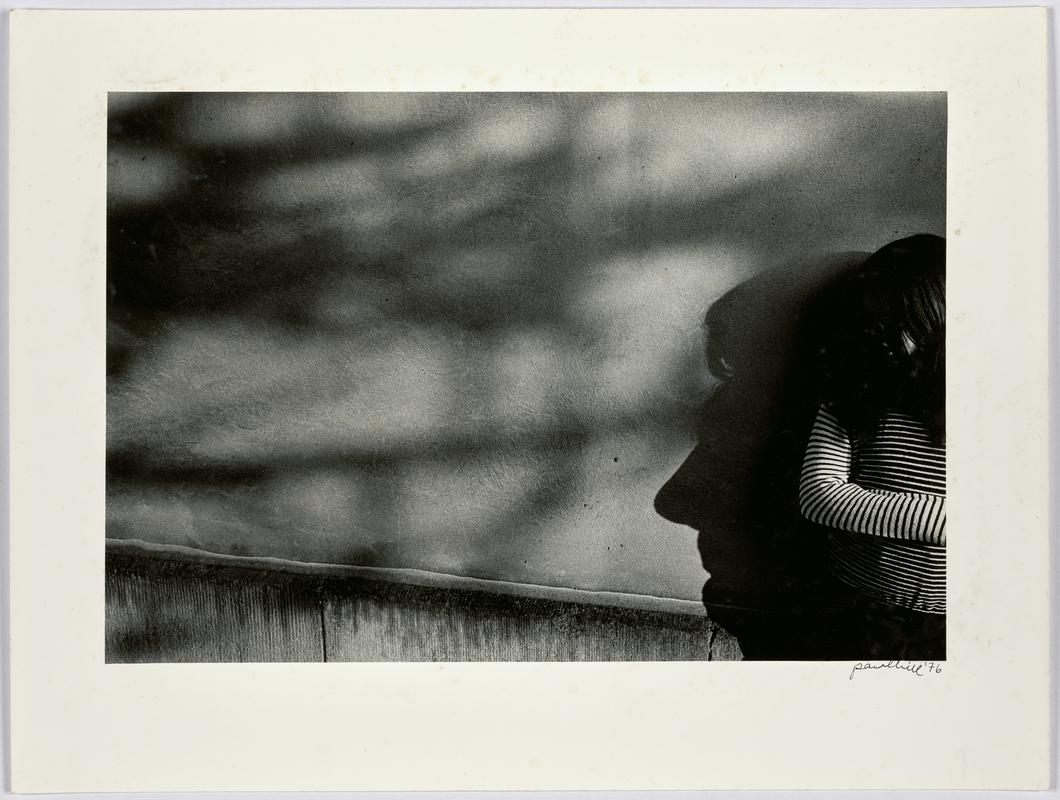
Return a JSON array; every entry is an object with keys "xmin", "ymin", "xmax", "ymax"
[
  {"xmin": 11, "ymin": 6, "xmax": 1053, "ymax": 793},
  {"xmin": 105, "ymin": 91, "xmax": 947, "ymax": 663}
]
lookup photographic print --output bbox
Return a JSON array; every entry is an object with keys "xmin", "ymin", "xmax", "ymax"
[
  {"xmin": 106, "ymin": 91, "xmax": 947, "ymax": 663},
  {"xmin": 11, "ymin": 8, "xmax": 1051, "ymax": 792}
]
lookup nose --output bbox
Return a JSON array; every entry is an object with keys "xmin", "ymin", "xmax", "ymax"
[{"xmin": 654, "ymin": 443, "xmax": 709, "ymax": 527}]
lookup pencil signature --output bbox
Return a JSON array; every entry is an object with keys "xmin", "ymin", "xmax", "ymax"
[{"xmin": 849, "ymin": 660, "xmax": 943, "ymax": 680}]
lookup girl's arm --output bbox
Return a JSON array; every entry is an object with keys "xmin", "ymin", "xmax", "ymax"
[{"xmin": 799, "ymin": 406, "xmax": 946, "ymax": 545}]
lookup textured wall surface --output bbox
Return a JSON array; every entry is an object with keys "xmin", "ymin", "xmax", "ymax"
[
  {"xmin": 105, "ymin": 553, "xmax": 738, "ymax": 663},
  {"xmin": 107, "ymin": 93, "xmax": 946, "ymax": 603}
]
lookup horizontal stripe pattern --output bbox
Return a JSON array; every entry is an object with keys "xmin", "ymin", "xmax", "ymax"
[
  {"xmin": 800, "ymin": 406, "xmax": 946, "ymax": 613},
  {"xmin": 829, "ymin": 534, "xmax": 946, "ymax": 613}
]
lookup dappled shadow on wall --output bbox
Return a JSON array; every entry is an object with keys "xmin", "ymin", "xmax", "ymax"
[{"xmin": 106, "ymin": 92, "xmax": 945, "ymax": 601}]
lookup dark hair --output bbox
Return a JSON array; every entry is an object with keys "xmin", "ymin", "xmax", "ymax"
[{"xmin": 809, "ymin": 234, "xmax": 945, "ymax": 444}]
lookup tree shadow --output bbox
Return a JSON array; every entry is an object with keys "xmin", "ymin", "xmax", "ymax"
[{"xmin": 106, "ymin": 92, "xmax": 945, "ymax": 605}]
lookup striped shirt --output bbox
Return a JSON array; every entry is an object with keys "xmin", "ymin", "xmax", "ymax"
[{"xmin": 799, "ymin": 406, "xmax": 946, "ymax": 614}]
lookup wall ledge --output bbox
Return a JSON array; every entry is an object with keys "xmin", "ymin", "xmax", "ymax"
[{"xmin": 106, "ymin": 537, "xmax": 707, "ymax": 618}]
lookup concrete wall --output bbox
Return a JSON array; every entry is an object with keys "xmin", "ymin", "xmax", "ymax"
[
  {"xmin": 105, "ymin": 547, "xmax": 737, "ymax": 663},
  {"xmin": 107, "ymin": 93, "xmax": 945, "ymax": 603}
]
